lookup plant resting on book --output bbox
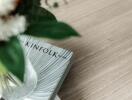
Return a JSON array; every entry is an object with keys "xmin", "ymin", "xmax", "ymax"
[{"xmin": 0, "ymin": 0, "xmax": 79, "ymax": 82}]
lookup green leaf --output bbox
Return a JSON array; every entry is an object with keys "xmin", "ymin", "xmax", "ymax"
[
  {"xmin": 25, "ymin": 21, "xmax": 80, "ymax": 39},
  {"xmin": 0, "ymin": 37, "xmax": 25, "ymax": 82},
  {"xmin": 14, "ymin": 0, "xmax": 41, "ymax": 15},
  {"xmin": 27, "ymin": 7, "xmax": 57, "ymax": 24},
  {"xmin": 32, "ymin": 0, "xmax": 41, "ymax": 6},
  {"xmin": 14, "ymin": 1, "xmax": 57, "ymax": 24},
  {"xmin": 14, "ymin": 0, "xmax": 57, "ymax": 22}
]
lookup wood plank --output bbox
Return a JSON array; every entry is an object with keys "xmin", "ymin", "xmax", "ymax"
[{"xmin": 41, "ymin": 0, "xmax": 132, "ymax": 100}]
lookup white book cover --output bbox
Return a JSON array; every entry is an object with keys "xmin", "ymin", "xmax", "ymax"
[{"xmin": 17, "ymin": 35, "xmax": 73, "ymax": 100}]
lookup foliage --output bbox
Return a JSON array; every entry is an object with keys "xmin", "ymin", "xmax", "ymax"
[{"xmin": 0, "ymin": 0, "xmax": 79, "ymax": 82}]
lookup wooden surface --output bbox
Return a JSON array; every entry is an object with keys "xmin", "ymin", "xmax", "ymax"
[{"xmin": 42, "ymin": 0, "xmax": 132, "ymax": 100}]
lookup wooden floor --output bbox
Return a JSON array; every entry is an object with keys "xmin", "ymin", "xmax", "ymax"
[{"xmin": 42, "ymin": 0, "xmax": 132, "ymax": 100}]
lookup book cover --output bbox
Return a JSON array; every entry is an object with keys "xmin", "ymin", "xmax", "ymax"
[{"xmin": 18, "ymin": 35, "xmax": 73, "ymax": 100}]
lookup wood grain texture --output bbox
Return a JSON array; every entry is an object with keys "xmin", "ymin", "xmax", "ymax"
[{"xmin": 42, "ymin": 0, "xmax": 132, "ymax": 100}]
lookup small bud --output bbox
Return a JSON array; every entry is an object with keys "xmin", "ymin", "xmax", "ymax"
[{"xmin": 53, "ymin": 2, "xmax": 59, "ymax": 8}]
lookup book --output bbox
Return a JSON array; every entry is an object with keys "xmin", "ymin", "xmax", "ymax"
[
  {"xmin": 19, "ymin": 35, "xmax": 73, "ymax": 100},
  {"xmin": 55, "ymin": 96, "xmax": 61, "ymax": 100}
]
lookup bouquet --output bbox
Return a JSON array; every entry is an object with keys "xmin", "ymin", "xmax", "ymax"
[{"xmin": 0, "ymin": 0, "xmax": 79, "ymax": 99}]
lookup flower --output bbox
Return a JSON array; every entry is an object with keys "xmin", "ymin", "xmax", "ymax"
[
  {"xmin": 0, "ymin": 0, "xmax": 17, "ymax": 16},
  {"xmin": 0, "ymin": 0, "xmax": 26, "ymax": 41},
  {"xmin": 0, "ymin": 15, "xmax": 26, "ymax": 41}
]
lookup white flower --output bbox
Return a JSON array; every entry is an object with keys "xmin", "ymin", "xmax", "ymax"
[
  {"xmin": 0, "ymin": 0, "xmax": 17, "ymax": 16},
  {"xmin": 0, "ymin": 15, "xmax": 26, "ymax": 41}
]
